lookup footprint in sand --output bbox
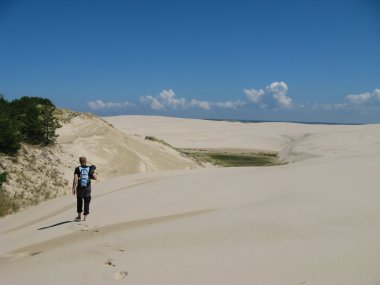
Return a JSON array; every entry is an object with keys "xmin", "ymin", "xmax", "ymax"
[
  {"xmin": 103, "ymin": 269, "xmax": 128, "ymax": 280},
  {"xmin": 113, "ymin": 271, "xmax": 128, "ymax": 280},
  {"xmin": 74, "ymin": 223, "xmax": 100, "ymax": 233},
  {"xmin": 112, "ymin": 247, "xmax": 126, "ymax": 253},
  {"xmin": 75, "ymin": 223, "xmax": 99, "ymax": 233},
  {"xmin": 105, "ymin": 259, "xmax": 116, "ymax": 267},
  {"xmin": 103, "ymin": 259, "xmax": 128, "ymax": 280}
]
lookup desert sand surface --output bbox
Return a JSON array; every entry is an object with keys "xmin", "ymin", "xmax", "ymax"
[{"xmin": 1, "ymin": 115, "xmax": 380, "ymax": 285}]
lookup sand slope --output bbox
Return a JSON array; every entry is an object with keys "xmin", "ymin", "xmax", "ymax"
[
  {"xmin": 57, "ymin": 114, "xmax": 199, "ymax": 180},
  {"xmin": 1, "ymin": 116, "xmax": 380, "ymax": 285},
  {"xmin": 0, "ymin": 113, "xmax": 200, "ymax": 216}
]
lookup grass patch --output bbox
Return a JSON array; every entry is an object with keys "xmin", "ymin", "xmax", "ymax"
[
  {"xmin": 0, "ymin": 191, "xmax": 20, "ymax": 217},
  {"xmin": 0, "ymin": 171, "xmax": 7, "ymax": 185},
  {"xmin": 0, "ymin": 172, "xmax": 21, "ymax": 217},
  {"xmin": 144, "ymin": 135, "xmax": 285, "ymax": 167},
  {"xmin": 181, "ymin": 149, "xmax": 284, "ymax": 167},
  {"xmin": 145, "ymin": 136, "xmax": 175, "ymax": 148}
]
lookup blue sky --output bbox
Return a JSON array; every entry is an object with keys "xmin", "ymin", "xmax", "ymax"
[{"xmin": 1, "ymin": 0, "xmax": 379, "ymax": 123}]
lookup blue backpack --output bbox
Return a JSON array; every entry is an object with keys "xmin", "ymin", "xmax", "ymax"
[{"xmin": 79, "ymin": 166, "xmax": 90, "ymax": 188}]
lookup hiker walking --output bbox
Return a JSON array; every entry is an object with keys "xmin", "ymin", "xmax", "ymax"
[{"xmin": 72, "ymin": 156, "xmax": 97, "ymax": 221}]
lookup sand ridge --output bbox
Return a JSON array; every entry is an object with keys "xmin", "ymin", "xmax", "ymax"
[{"xmin": 57, "ymin": 114, "xmax": 200, "ymax": 181}]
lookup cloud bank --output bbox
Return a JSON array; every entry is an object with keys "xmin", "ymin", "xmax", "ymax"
[
  {"xmin": 87, "ymin": 100, "xmax": 135, "ymax": 110},
  {"xmin": 214, "ymin": 100, "xmax": 245, "ymax": 109},
  {"xmin": 309, "ymin": 88, "xmax": 380, "ymax": 112},
  {"xmin": 140, "ymin": 89, "xmax": 243, "ymax": 111},
  {"xmin": 87, "ymin": 85, "xmax": 380, "ymax": 122},
  {"xmin": 345, "ymin": 88, "xmax": 380, "ymax": 105}
]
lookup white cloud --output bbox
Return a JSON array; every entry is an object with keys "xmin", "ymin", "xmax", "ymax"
[
  {"xmin": 345, "ymin": 88, "xmax": 380, "ymax": 105},
  {"xmin": 141, "ymin": 90, "xmax": 213, "ymax": 111},
  {"xmin": 266, "ymin": 81, "xmax": 288, "ymax": 97},
  {"xmin": 140, "ymin": 95, "xmax": 165, "ymax": 111},
  {"xmin": 87, "ymin": 100, "xmax": 134, "ymax": 110},
  {"xmin": 214, "ymin": 100, "xmax": 245, "ymax": 109},
  {"xmin": 345, "ymin": 92, "xmax": 371, "ymax": 104},
  {"xmin": 319, "ymin": 103, "xmax": 349, "ymax": 111},
  {"xmin": 372, "ymin": 88, "xmax": 380, "ymax": 100},
  {"xmin": 244, "ymin": 81, "xmax": 293, "ymax": 109},
  {"xmin": 159, "ymin": 89, "xmax": 186, "ymax": 108},
  {"xmin": 273, "ymin": 93, "xmax": 293, "ymax": 108},
  {"xmin": 190, "ymin": 99, "xmax": 211, "ymax": 110},
  {"xmin": 243, "ymin": 88, "xmax": 264, "ymax": 103},
  {"xmin": 266, "ymin": 81, "xmax": 293, "ymax": 108},
  {"xmin": 303, "ymin": 88, "xmax": 380, "ymax": 113}
]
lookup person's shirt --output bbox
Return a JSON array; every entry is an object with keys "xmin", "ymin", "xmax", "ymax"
[
  {"xmin": 74, "ymin": 165, "xmax": 89, "ymax": 176},
  {"xmin": 74, "ymin": 165, "xmax": 92, "ymax": 187}
]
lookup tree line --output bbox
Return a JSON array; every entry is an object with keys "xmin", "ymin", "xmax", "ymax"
[{"xmin": 0, "ymin": 95, "xmax": 61, "ymax": 155}]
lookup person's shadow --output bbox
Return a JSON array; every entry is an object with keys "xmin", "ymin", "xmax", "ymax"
[{"xmin": 37, "ymin": 220, "xmax": 76, "ymax": 230}]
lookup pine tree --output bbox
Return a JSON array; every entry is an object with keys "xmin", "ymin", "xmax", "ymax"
[
  {"xmin": 0, "ymin": 95, "xmax": 62, "ymax": 154},
  {"xmin": 0, "ymin": 95, "xmax": 21, "ymax": 154},
  {"xmin": 10, "ymin": 96, "xmax": 61, "ymax": 145},
  {"xmin": 39, "ymin": 104, "xmax": 62, "ymax": 145}
]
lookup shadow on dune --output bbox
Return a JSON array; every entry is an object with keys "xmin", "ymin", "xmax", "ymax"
[{"xmin": 37, "ymin": 220, "xmax": 76, "ymax": 230}]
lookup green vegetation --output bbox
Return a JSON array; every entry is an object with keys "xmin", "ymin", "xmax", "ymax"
[
  {"xmin": 0, "ymin": 95, "xmax": 61, "ymax": 155},
  {"xmin": 0, "ymin": 171, "xmax": 7, "ymax": 185},
  {"xmin": 0, "ymin": 95, "xmax": 63, "ymax": 216},
  {"xmin": 0, "ymin": 163, "xmax": 67, "ymax": 217},
  {"xmin": 0, "ymin": 191, "xmax": 20, "ymax": 217},
  {"xmin": 145, "ymin": 135, "xmax": 284, "ymax": 167},
  {"xmin": 145, "ymin": 136, "xmax": 174, "ymax": 148},
  {"xmin": 181, "ymin": 149, "xmax": 283, "ymax": 167},
  {"xmin": 0, "ymin": 171, "xmax": 18, "ymax": 217}
]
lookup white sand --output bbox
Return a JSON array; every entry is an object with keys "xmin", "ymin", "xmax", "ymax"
[
  {"xmin": 1, "ymin": 115, "xmax": 380, "ymax": 285},
  {"xmin": 56, "ymin": 114, "xmax": 199, "ymax": 181}
]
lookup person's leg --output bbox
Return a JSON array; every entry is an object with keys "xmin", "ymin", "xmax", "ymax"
[
  {"xmin": 83, "ymin": 187, "xmax": 91, "ymax": 220},
  {"xmin": 76, "ymin": 188, "xmax": 84, "ymax": 220}
]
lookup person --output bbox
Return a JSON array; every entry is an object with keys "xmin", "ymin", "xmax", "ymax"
[{"xmin": 72, "ymin": 156, "xmax": 97, "ymax": 221}]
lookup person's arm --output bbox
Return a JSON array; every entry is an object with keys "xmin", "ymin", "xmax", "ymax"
[
  {"xmin": 72, "ymin": 174, "xmax": 78, "ymax": 195},
  {"xmin": 91, "ymin": 172, "xmax": 97, "ymax": 180}
]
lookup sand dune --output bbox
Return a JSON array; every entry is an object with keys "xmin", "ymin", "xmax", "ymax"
[
  {"xmin": 1, "ymin": 115, "xmax": 380, "ymax": 284},
  {"xmin": 105, "ymin": 115, "xmax": 380, "ymax": 162},
  {"xmin": 57, "ymin": 114, "xmax": 199, "ymax": 181}
]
